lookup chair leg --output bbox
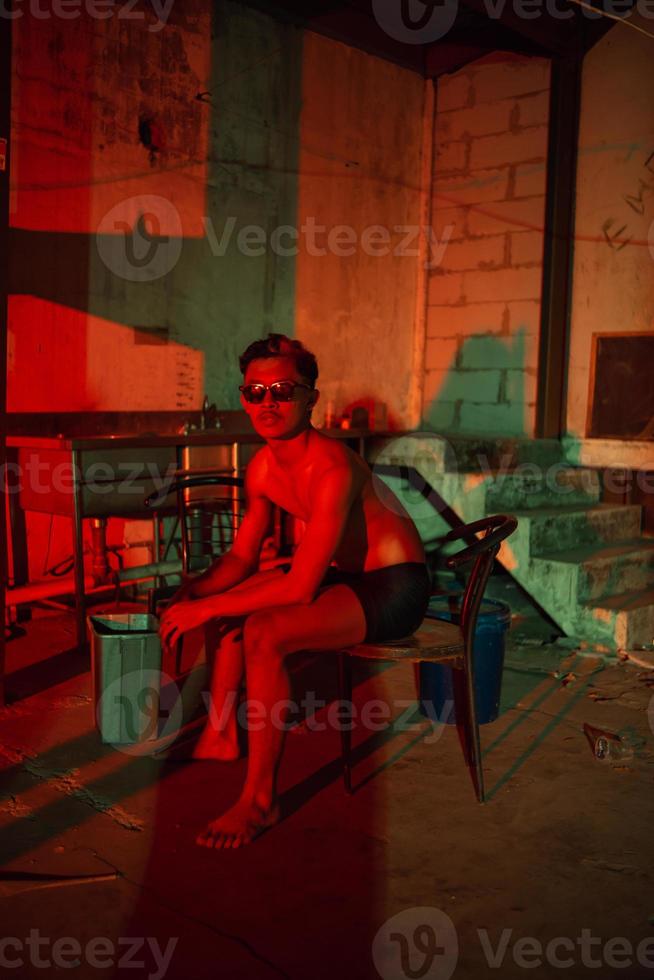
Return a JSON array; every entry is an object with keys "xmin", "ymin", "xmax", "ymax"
[
  {"xmin": 462, "ymin": 655, "xmax": 485, "ymax": 804},
  {"xmin": 337, "ymin": 653, "xmax": 353, "ymax": 795}
]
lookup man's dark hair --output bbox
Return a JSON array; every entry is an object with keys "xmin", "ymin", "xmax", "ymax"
[{"xmin": 239, "ymin": 333, "xmax": 319, "ymax": 387}]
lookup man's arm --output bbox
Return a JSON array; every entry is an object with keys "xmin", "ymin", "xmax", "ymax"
[
  {"xmin": 159, "ymin": 463, "xmax": 359, "ymax": 648},
  {"xmin": 199, "ymin": 463, "xmax": 359, "ymax": 617}
]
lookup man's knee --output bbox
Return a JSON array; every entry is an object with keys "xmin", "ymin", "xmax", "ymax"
[{"xmin": 243, "ymin": 610, "xmax": 289, "ymax": 658}]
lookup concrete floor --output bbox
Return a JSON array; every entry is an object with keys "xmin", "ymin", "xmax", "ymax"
[{"xmin": 1, "ymin": 606, "xmax": 654, "ymax": 980}]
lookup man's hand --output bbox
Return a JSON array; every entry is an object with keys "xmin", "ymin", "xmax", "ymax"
[{"xmin": 159, "ymin": 598, "xmax": 215, "ymax": 652}]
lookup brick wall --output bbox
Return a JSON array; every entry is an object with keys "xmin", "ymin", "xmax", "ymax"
[
  {"xmin": 423, "ymin": 53, "xmax": 551, "ymax": 437},
  {"xmin": 567, "ymin": 22, "xmax": 654, "ymax": 442}
]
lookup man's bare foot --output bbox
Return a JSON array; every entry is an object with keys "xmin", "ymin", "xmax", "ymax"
[
  {"xmin": 190, "ymin": 723, "xmax": 241, "ymax": 762},
  {"xmin": 196, "ymin": 798, "xmax": 280, "ymax": 849}
]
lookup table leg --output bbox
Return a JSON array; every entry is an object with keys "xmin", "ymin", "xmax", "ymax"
[
  {"xmin": 231, "ymin": 442, "xmax": 241, "ymax": 542},
  {"xmin": 72, "ymin": 450, "xmax": 87, "ymax": 652}
]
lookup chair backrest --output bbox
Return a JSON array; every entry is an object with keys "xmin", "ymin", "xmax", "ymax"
[
  {"xmin": 146, "ymin": 476, "xmax": 245, "ymax": 574},
  {"xmin": 441, "ymin": 515, "xmax": 518, "ymax": 654}
]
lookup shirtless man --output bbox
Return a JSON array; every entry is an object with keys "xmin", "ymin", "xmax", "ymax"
[{"xmin": 159, "ymin": 334, "xmax": 429, "ymax": 849}]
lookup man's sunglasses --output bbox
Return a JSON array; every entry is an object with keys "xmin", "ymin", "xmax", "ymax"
[{"xmin": 239, "ymin": 381, "xmax": 313, "ymax": 404}]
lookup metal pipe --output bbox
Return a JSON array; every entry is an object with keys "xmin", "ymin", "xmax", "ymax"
[
  {"xmin": 231, "ymin": 442, "xmax": 241, "ymax": 537},
  {"xmin": 71, "ymin": 448, "xmax": 87, "ymax": 651},
  {"xmin": 90, "ymin": 518, "xmax": 110, "ymax": 585},
  {"xmin": 7, "ymin": 576, "xmax": 96, "ymax": 605},
  {"xmin": 7, "ymin": 558, "xmax": 185, "ymax": 605},
  {"xmin": 117, "ymin": 558, "xmax": 184, "ymax": 583}
]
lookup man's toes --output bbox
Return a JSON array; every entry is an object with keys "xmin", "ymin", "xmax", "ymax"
[{"xmin": 196, "ymin": 826, "xmax": 218, "ymax": 847}]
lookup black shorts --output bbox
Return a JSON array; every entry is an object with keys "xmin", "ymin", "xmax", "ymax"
[{"xmin": 280, "ymin": 562, "xmax": 431, "ymax": 644}]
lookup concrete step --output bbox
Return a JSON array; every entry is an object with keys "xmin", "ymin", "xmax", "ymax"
[
  {"xmin": 484, "ymin": 468, "xmax": 601, "ymax": 511},
  {"xmin": 533, "ymin": 539, "xmax": 654, "ymax": 604},
  {"xmin": 435, "ymin": 436, "xmax": 565, "ymax": 472},
  {"xmin": 369, "ymin": 435, "xmax": 568, "ymax": 476},
  {"xmin": 514, "ymin": 504, "xmax": 643, "ymax": 556},
  {"xmin": 582, "ymin": 588, "xmax": 654, "ymax": 650}
]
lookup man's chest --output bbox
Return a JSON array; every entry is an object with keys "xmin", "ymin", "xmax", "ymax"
[{"xmin": 264, "ymin": 467, "xmax": 314, "ymax": 523}]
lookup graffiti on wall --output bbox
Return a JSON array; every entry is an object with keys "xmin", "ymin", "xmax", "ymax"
[{"xmin": 602, "ymin": 149, "xmax": 654, "ymax": 251}]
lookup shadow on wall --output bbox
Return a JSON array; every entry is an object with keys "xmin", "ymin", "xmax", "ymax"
[
  {"xmin": 8, "ymin": 1, "xmax": 303, "ymax": 414},
  {"xmin": 422, "ymin": 329, "xmax": 533, "ymax": 437}
]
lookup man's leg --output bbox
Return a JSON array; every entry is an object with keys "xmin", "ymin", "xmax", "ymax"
[
  {"xmin": 192, "ymin": 619, "xmax": 245, "ymax": 760},
  {"xmin": 191, "ymin": 566, "xmax": 289, "ymax": 760},
  {"xmin": 196, "ymin": 583, "xmax": 367, "ymax": 848}
]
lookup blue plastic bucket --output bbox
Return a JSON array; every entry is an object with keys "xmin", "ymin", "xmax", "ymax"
[{"xmin": 419, "ymin": 595, "xmax": 511, "ymax": 725}]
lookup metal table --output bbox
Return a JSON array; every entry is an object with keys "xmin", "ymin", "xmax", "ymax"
[{"xmin": 6, "ymin": 428, "xmax": 389, "ymax": 653}]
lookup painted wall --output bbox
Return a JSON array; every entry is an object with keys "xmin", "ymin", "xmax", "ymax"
[
  {"xmin": 8, "ymin": 1, "xmax": 304, "ymax": 414},
  {"xmin": 8, "ymin": 4, "xmax": 210, "ymax": 411},
  {"xmin": 8, "ymin": 4, "xmax": 428, "ymax": 422},
  {"xmin": 567, "ymin": 16, "xmax": 654, "ymax": 441},
  {"xmin": 7, "ymin": 1, "xmax": 303, "ymax": 575},
  {"xmin": 424, "ymin": 52, "xmax": 550, "ymax": 437},
  {"xmin": 295, "ymin": 32, "xmax": 427, "ymax": 429},
  {"xmin": 7, "ymin": 4, "xmax": 428, "ymax": 579}
]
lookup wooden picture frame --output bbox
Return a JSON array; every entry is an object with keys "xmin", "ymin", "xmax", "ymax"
[{"xmin": 586, "ymin": 331, "xmax": 654, "ymax": 440}]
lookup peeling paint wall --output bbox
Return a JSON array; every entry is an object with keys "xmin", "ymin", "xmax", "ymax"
[
  {"xmin": 7, "ymin": 4, "xmax": 430, "ymax": 578},
  {"xmin": 424, "ymin": 53, "xmax": 550, "ymax": 437},
  {"xmin": 295, "ymin": 32, "xmax": 427, "ymax": 429},
  {"xmin": 8, "ymin": 1, "xmax": 304, "ymax": 414},
  {"xmin": 166, "ymin": 1, "xmax": 302, "ymax": 410},
  {"xmin": 8, "ymin": 3, "xmax": 211, "ymax": 411},
  {"xmin": 567, "ymin": 16, "xmax": 654, "ymax": 442}
]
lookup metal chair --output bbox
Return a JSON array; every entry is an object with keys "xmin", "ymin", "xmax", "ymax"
[
  {"xmin": 145, "ymin": 475, "xmax": 246, "ymax": 671},
  {"xmin": 335, "ymin": 514, "xmax": 518, "ymax": 803}
]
